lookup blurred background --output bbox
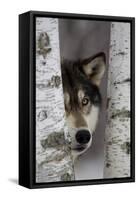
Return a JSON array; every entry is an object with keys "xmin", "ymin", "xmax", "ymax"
[{"xmin": 59, "ymin": 19, "xmax": 111, "ymax": 180}]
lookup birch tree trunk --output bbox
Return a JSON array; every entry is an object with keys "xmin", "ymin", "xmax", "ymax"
[
  {"xmin": 36, "ymin": 17, "xmax": 75, "ymax": 183},
  {"xmin": 104, "ymin": 22, "xmax": 131, "ymax": 178}
]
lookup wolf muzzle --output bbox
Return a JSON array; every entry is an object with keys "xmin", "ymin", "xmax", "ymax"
[{"xmin": 75, "ymin": 130, "xmax": 91, "ymax": 144}]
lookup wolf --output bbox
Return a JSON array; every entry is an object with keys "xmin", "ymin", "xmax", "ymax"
[{"xmin": 61, "ymin": 52, "xmax": 106, "ymax": 160}]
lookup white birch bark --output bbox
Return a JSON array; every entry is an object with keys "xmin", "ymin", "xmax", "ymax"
[
  {"xmin": 104, "ymin": 22, "xmax": 131, "ymax": 178},
  {"xmin": 36, "ymin": 17, "xmax": 75, "ymax": 183}
]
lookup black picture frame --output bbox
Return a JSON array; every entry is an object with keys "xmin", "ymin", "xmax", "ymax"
[{"xmin": 19, "ymin": 10, "xmax": 135, "ymax": 189}]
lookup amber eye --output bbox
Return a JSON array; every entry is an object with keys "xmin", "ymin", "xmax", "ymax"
[{"xmin": 82, "ymin": 97, "xmax": 89, "ymax": 106}]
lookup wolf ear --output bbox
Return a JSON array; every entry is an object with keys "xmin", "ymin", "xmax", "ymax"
[{"xmin": 81, "ymin": 52, "xmax": 106, "ymax": 86}]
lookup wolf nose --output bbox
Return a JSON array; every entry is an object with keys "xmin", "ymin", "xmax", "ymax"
[{"xmin": 76, "ymin": 130, "xmax": 91, "ymax": 144}]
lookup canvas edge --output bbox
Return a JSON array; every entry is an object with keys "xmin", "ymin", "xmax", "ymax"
[{"xmin": 19, "ymin": 11, "xmax": 135, "ymax": 189}]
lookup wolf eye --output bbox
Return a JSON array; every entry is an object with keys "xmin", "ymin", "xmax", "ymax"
[{"xmin": 82, "ymin": 97, "xmax": 89, "ymax": 106}]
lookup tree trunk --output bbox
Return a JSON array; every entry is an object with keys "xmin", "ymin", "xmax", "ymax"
[
  {"xmin": 104, "ymin": 22, "xmax": 131, "ymax": 178},
  {"xmin": 36, "ymin": 17, "xmax": 75, "ymax": 183}
]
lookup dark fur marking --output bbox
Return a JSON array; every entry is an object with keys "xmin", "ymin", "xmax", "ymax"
[{"xmin": 61, "ymin": 59, "xmax": 102, "ymax": 112}]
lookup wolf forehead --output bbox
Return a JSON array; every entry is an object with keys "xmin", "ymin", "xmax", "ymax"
[{"xmin": 61, "ymin": 59, "xmax": 102, "ymax": 108}]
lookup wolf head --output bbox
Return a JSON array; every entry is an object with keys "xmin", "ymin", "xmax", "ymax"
[{"xmin": 61, "ymin": 52, "xmax": 106, "ymax": 160}]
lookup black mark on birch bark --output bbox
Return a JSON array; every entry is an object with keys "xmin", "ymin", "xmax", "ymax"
[
  {"xmin": 40, "ymin": 131, "xmax": 66, "ymax": 149},
  {"xmin": 37, "ymin": 32, "xmax": 52, "ymax": 59},
  {"xmin": 47, "ymin": 75, "xmax": 61, "ymax": 88},
  {"xmin": 106, "ymin": 163, "xmax": 111, "ymax": 168},
  {"xmin": 61, "ymin": 173, "xmax": 72, "ymax": 181},
  {"xmin": 106, "ymin": 97, "xmax": 111, "ymax": 109},
  {"xmin": 120, "ymin": 142, "xmax": 130, "ymax": 154},
  {"xmin": 111, "ymin": 109, "xmax": 130, "ymax": 119},
  {"xmin": 115, "ymin": 51, "xmax": 127, "ymax": 56},
  {"xmin": 38, "ymin": 110, "xmax": 47, "ymax": 121},
  {"xmin": 113, "ymin": 78, "xmax": 130, "ymax": 85}
]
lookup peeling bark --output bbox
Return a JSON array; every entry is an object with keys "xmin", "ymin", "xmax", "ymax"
[
  {"xmin": 36, "ymin": 17, "xmax": 75, "ymax": 183},
  {"xmin": 104, "ymin": 22, "xmax": 131, "ymax": 178}
]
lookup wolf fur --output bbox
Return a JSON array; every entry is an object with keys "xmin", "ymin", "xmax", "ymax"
[{"xmin": 61, "ymin": 52, "xmax": 106, "ymax": 160}]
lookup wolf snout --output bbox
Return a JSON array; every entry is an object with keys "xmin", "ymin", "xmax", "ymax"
[{"xmin": 75, "ymin": 130, "xmax": 91, "ymax": 144}]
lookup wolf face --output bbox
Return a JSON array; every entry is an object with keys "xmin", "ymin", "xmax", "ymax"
[{"xmin": 61, "ymin": 52, "xmax": 106, "ymax": 160}]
